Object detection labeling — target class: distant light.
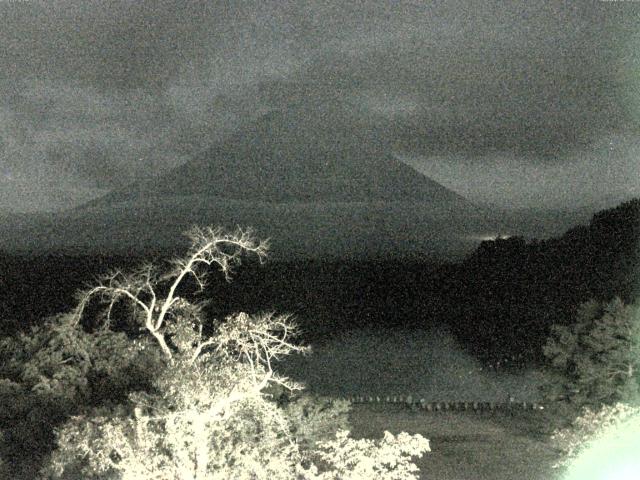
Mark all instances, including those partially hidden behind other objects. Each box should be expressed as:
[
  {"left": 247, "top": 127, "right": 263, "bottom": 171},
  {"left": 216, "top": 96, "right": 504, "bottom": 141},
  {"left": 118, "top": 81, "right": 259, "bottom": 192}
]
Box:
[{"left": 471, "top": 234, "right": 512, "bottom": 242}]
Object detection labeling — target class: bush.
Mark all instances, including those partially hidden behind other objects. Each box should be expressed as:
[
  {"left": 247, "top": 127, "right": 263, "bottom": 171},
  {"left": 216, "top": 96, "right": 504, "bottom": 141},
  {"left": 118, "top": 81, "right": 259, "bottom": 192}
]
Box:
[
  {"left": 38, "top": 226, "right": 431, "bottom": 479},
  {"left": 299, "top": 429, "right": 430, "bottom": 480},
  {"left": 0, "top": 312, "right": 166, "bottom": 477},
  {"left": 0, "top": 455, "right": 8, "bottom": 480},
  {"left": 282, "top": 394, "right": 351, "bottom": 452},
  {"left": 43, "top": 358, "right": 306, "bottom": 480},
  {"left": 0, "top": 313, "right": 164, "bottom": 406},
  {"left": 541, "top": 297, "right": 640, "bottom": 412},
  {"left": 43, "top": 352, "right": 428, "bottom": 480}
]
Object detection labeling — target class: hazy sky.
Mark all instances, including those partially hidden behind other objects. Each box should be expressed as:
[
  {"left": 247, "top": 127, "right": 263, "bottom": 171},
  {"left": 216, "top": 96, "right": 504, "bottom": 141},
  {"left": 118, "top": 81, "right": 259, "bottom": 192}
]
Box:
[{"left": 1, "top": 0, "right": 639, "bottom": 212}]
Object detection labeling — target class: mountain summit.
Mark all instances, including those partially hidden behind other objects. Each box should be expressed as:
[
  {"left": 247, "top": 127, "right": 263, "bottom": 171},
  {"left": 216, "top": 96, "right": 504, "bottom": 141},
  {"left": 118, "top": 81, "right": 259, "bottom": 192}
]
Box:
[
  {"left": 82, "top": 103, "right": 472, "bottom": 208},
  {"left": 3, "top": 102, "right": 499, "bottom": 259}
]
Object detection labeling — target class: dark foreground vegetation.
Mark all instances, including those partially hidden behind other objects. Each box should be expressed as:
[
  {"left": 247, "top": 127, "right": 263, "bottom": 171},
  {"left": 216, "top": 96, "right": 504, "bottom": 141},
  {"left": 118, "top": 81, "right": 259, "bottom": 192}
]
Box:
[{"left": 2, "top": 199, "right": 638, "bottom": 367}]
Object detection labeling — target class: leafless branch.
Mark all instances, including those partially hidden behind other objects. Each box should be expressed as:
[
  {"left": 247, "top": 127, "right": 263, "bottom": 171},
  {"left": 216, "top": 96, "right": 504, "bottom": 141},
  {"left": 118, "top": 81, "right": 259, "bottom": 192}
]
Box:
[
  {"left": 214, "top": 311, "right": 310, "bottom": 393},
  {"left": 72, "top": 226, "right": 269, "bottom": 362}
]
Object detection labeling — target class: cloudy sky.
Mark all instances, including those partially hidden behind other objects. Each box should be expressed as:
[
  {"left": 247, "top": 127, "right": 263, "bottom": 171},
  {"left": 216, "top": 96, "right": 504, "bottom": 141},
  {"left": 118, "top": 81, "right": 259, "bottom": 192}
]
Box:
[{"left": 1, "top": 0, "right": 639, "bottom": 212}]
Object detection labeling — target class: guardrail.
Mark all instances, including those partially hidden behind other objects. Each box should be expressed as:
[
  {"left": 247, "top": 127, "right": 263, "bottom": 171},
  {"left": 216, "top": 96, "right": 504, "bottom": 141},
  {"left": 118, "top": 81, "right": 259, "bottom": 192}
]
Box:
[{"left": 340, "top": 395, "right": 545, "bottom": 412}]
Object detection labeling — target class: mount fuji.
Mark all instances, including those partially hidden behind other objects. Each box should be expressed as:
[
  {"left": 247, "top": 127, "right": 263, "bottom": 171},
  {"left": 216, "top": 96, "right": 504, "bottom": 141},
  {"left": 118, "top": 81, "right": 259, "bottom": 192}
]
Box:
[{"left": 0, "top": 102, "right": 502, "bottom": 260}]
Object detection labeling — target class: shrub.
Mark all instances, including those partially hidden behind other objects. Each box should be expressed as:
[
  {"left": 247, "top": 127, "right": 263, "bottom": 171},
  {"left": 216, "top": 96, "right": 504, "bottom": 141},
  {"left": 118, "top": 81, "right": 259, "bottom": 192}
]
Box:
[
  {"left": 0, "top": 312, "right": 166, "bottom": 477},
  {"left": 299, "top": 429, "right": 430, "bottom": 480},
  {"left": 41, "top": 312, "right": 426, "bottom": 480},
  {"left": 0, "top": 455, "right": 8, "bottom": 480},
  {"left": 282, "top": 394, "right": 351, "bottom": 452},
  {"left": 541, "top": 297, "right": 640, "bottom": 412},
  {"left": 0, "top": 313, "right": 164, "bottom": 405},
  {"left": 43, "top": 358, "right": 306, "bottom": 480}
]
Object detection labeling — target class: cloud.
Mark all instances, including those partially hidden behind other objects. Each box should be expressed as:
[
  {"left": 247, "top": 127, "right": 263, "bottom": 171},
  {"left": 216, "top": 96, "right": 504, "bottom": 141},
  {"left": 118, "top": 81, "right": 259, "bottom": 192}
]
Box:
[
  {"left": 397, "top": 132, "right": 640, "bottom": 209},
  {"left": 0, "top": 0, "right": 638, "bottom": 212},
  {"left": 0, "top": 80, "right": 187, "bottom": 194},
  {"left": 351, "top": 90, "right": 422, "bottom": 120}
]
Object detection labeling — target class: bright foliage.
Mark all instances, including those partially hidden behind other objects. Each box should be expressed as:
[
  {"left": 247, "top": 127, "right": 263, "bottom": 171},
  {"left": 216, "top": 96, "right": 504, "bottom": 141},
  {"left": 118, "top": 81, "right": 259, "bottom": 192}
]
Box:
[{"left": 21, "top": 226, "right": 431, "bottom": 479}]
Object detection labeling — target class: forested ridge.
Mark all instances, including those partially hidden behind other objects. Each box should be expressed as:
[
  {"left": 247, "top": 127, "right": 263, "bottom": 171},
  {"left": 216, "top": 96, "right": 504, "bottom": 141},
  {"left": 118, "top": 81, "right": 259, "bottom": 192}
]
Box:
[{"left": 1, "top": 198, "right": 638, "bottom": 367}]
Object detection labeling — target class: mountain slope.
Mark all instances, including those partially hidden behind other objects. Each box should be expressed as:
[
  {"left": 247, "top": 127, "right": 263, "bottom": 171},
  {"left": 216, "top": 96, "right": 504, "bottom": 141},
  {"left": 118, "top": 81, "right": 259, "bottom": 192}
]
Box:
[
  {"left": 3, "top": 103, "right": 502, "bottom": 259},
  {"left": 79, "top": 103, "right": 475, "bottom": 208}
]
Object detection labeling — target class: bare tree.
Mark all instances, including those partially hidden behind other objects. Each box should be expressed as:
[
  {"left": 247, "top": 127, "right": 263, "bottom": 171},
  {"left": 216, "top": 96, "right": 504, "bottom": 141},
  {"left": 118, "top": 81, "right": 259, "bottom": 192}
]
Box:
[
  {"left": 69, "top": 225, "right": 311, "bottom": 422},
  {"left": 72, "top": 225, "right": 270, "bottom": 362}
]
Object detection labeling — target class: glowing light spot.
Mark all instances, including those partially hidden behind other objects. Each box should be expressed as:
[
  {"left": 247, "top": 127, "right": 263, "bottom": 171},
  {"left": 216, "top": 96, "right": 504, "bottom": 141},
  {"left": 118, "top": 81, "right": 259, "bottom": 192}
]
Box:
[{"left": 470, "top": 233, "right": 512, "bottom": 242}]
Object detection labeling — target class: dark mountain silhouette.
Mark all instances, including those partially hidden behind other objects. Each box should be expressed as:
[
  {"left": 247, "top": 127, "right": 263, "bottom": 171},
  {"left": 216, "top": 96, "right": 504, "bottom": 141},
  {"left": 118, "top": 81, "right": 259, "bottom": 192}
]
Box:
[
  {"left": 80, "top": 103, "right": 474, "bottom": 208},
  {"left": 0, "top": 102, "right": 502, "bottom": 259}
]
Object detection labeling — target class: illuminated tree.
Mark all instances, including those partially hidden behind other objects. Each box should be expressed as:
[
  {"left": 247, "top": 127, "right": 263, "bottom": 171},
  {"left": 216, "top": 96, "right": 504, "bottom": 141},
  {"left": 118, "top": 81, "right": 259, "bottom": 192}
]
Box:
[
  {"left": 541, "top": 297, "right": 640, "bottom": 410},
  {"left": 41, "top": 226, "right": 429, "bottom": 479},
  {"left": 72, "top": 225, "right": 270, "bottom": 363}
]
